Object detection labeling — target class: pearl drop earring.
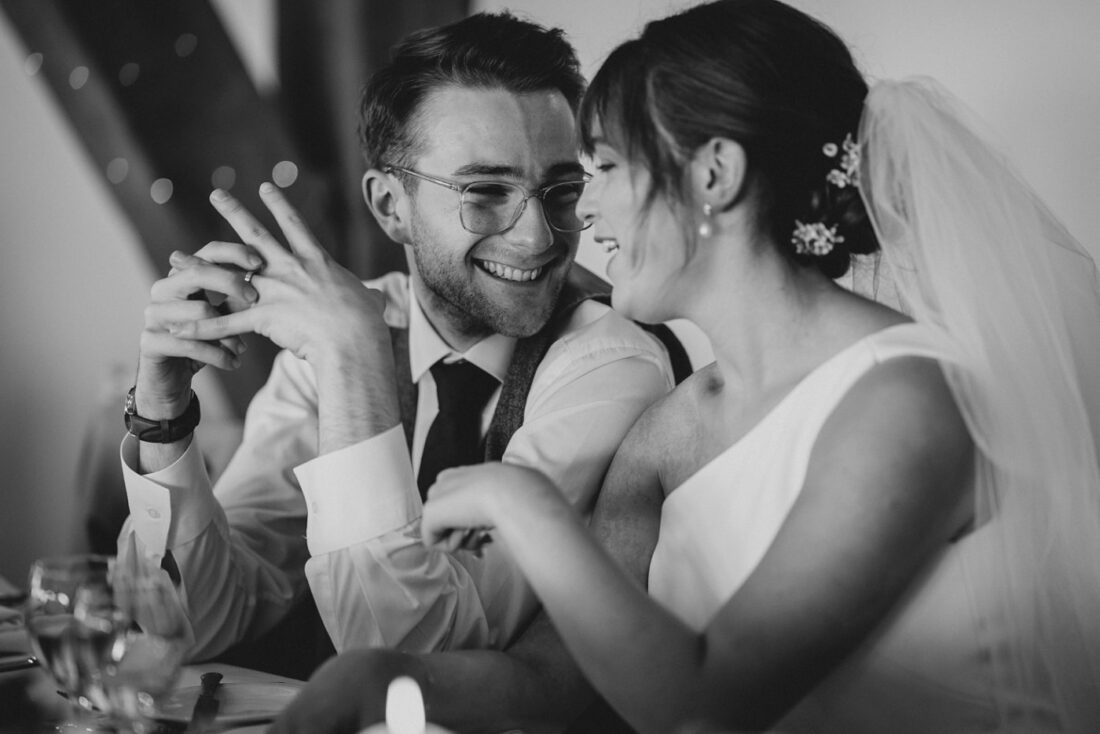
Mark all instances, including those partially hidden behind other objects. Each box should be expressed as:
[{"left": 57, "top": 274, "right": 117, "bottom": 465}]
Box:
[{"left": 698, "top": 202, "right": 714, "bottom": 238}]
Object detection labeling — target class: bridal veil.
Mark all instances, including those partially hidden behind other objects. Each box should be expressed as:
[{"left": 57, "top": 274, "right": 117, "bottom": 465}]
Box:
[{"left": 857, "top": 78, "right": 1100, "bottom": 733}]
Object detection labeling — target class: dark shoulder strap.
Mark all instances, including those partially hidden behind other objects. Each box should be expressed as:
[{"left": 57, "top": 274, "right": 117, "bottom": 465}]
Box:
[{"left": 389, "top": 325, "right": 417, "bottom": 456}]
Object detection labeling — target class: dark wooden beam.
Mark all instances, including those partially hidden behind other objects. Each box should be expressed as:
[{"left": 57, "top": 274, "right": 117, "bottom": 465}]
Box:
[
  {"left": 0, "top": 0, "right": 311, "bottom": 417},
  {"left": 2, "top": 0, "right": 471, "bottom": 417}
]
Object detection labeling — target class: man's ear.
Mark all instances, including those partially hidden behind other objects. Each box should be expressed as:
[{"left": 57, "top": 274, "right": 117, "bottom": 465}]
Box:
[
  {"left": 691, "top": 137, "right": 748, "bottom": 212},
  {"left": 362, "top": 168, "right": 412, "bottom": 243}
]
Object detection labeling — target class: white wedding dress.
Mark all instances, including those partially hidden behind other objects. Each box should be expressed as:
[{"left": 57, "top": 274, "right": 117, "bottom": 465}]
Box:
[
  {"left": 648, "top": 323, "right": 1061, "bottom": 733},
  {"left": 646, "top": 79, "right": 1100, "bottom": 732}
]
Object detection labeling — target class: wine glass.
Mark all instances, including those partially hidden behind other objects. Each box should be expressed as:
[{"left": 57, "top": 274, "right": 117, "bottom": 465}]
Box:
[
  {"left": 74, "top": 571, "right": 190, "bottom": 734},
  {"left": 25, "top": 553, "right": 114, "bottom": 731}
]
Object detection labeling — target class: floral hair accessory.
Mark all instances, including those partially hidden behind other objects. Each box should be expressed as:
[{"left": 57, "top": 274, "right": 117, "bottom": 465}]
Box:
[
  {"left": 789, "top": 133, "right": 860, "bottom": 258},
  {"left": 791, "top": 220, "right": 844, "bottom": 256},
  {"left": 823, "top": 132, "right": 860, "bottom": 189}
]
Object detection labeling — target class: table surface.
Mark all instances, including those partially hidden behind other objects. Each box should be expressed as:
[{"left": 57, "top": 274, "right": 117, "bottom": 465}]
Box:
[{"left": 1, "top": 605, "right": 305, "bottom": 733}]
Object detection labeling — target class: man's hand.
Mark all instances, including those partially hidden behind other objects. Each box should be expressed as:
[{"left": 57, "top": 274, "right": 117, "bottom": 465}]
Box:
[
  {"left": 135, "top": 240, "right": 260, "bottom": 421},
  {"left": 169, "top": 183, "right": 401, "bottom": 452},
  {"left": 171, "top": 184, "right": 391, "bottom": 371}
]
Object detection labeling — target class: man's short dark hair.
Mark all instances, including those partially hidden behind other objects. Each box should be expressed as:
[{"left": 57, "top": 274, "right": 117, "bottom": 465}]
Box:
[{"left": 358, "top": 12, "right": 585, "bottom": 170}]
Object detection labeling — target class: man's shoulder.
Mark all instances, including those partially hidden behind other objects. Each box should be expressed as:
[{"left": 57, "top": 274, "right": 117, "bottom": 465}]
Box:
[
  {"left": 543, "top": 297, "right": 674, "bottom": 383},
  {"left": 557, "top": 298, "right": 656, "bottom": 350}
]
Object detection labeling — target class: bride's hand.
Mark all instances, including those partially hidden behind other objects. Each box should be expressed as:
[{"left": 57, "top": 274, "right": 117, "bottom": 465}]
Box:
[{"left": 421, "top": 463, "right": 559, "bottom": 552}]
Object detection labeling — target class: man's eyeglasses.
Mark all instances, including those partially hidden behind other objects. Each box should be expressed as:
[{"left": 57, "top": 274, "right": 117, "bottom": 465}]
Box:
[{"left": 384, "top": 165, "right": 593, "bottom": 235}]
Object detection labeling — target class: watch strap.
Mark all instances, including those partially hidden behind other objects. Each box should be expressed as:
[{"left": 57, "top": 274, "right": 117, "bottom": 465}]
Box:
[{"left": 124, "top": 387, "right": 201, "bottom": 443}]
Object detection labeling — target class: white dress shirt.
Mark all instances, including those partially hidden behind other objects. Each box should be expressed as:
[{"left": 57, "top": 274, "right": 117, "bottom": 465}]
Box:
[{"left": 117, "top": 272, "right": 673, "bottom": 659}]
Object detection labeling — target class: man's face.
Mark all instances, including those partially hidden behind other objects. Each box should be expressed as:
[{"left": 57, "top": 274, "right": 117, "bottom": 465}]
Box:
[{"left": 401, "top": 85, "right": 583, "bottom": 345}]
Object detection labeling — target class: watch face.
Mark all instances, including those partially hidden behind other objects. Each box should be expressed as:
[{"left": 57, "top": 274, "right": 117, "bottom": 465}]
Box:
[{"left": 124, "top": 387, "right": 137, "bottom": 415}]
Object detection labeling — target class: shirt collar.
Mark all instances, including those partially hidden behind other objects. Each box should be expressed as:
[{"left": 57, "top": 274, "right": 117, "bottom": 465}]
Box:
[{"left": 407, "top": 284, "right": 515, "bottom": 385}]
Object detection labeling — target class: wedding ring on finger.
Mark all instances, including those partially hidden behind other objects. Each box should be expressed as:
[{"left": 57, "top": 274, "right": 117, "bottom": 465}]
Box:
[{"left": 242, "top": 267, "right": 262, "bottom": 306}]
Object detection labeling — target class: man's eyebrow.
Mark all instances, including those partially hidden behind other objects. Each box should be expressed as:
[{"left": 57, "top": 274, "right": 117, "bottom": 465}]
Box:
[
  {"left": 450, "top": 161, "right": 587, "bottom": 179},
  {"left": 545, "top": 161, "right": 587, "bottom": 178},
  {"left": 452, "top": 163, "right": 521, "bottom": 178}
]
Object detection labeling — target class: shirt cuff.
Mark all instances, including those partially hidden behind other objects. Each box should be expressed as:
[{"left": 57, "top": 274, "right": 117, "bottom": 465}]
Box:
[
  {"left": 294, "top": 425, "right": 420, "bottom": 556},
  {"left": 119, "top": 434, "right": 218, "bottom": 560}
]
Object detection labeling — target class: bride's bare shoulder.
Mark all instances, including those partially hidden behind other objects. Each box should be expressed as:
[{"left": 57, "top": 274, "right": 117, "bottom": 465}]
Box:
[
  {"left": 618, "top": 362, "right": 720, "bottom": 465},
  {"left": 601, "top": 363, "right": 726, "bottom": 501}
]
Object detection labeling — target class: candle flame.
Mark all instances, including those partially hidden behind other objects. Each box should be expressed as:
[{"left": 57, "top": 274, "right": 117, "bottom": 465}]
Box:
[{"left": 385, "top": 676, "right": 426, "bottom": 734}]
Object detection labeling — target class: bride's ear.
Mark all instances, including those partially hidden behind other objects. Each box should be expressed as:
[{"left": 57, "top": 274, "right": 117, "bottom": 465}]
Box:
[
  {"left": 362, "top": 169, "right": 412, "bottom": 243},
  {"left": 691, "top": 137, "right": 748, "bottom": 212}
]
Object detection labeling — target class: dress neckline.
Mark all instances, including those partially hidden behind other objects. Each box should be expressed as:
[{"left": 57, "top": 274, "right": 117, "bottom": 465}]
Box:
[{"left": 667, "top": 322, "right": 921, "bottom": 500}]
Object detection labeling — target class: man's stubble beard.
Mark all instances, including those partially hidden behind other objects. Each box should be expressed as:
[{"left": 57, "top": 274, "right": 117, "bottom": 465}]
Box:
[{"left": 408, "top": 221, "right": 567, "bottom": 340}]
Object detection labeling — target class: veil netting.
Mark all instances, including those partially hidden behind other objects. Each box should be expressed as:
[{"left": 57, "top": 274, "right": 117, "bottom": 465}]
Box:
[{"left": 854, "top": 78, "right": 1100, "bottom": 733}]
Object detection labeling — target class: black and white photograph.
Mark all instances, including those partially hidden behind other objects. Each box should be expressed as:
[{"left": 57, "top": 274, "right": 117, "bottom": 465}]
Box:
[{"left": 1, "top": 1, "right": 1099, "bottom": 732}]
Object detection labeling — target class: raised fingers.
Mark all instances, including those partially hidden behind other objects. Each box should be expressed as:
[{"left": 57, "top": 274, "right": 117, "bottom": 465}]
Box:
[
  {"left": 258, "top": 182, "right": 327, "bottom": 261},
  {"left": 209, "top": 188, "right": 295, "bottom": 269}
]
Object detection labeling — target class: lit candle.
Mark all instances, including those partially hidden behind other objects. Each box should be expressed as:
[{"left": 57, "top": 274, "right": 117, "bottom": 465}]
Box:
[{"left": 357, "top": 676, "right": 455, "bottom": 734}]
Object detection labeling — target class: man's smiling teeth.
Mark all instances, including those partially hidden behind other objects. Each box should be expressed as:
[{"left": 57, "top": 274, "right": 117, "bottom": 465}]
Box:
[
  {"left": 602, "top": 240, "right": 620, "bottom": 253},
  {"left": 477, "top": 259, "right": 543, "bottom": 282}
]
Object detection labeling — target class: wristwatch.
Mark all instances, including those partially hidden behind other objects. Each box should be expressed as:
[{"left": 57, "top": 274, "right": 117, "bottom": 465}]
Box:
[{"left": 123, "top": 386, "right": 201, "bottom": 443}]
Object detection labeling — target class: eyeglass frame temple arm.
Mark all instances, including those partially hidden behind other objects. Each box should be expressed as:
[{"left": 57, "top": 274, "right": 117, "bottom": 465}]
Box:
[{"left": 382, "top": 165, "right": 463, "bottom": 192}]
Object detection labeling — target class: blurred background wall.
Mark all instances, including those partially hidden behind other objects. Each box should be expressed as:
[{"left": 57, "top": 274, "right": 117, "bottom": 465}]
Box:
[{"left": 1, "top": 0, "right": 1097, "bottom": 586}]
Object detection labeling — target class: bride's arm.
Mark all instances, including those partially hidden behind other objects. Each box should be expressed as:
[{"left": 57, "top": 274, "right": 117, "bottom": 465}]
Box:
[
  {"left": 411, "top": 401, "right": 669, "bottom": 729},
  {"left": 423, "top": 356, "right": 974, "bottom": 734}
]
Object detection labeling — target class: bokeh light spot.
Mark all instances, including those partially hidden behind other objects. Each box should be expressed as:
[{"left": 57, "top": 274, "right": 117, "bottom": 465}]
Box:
[
  {"left": 106, "top": 157, "right": 129, "bottom": 184},
  {"left": 272, "top": 161, "right": 299, "bottom": 188},
  {"left": 211, "top": 165, "right": 236, "bottom": 190},
  {"left": 118, "top": 62, "right": 140, "bottom": 87},
  {"left": 69, "top": 66, "right": 89, "bottom": 90},
  {"left": 150, "top": 178, "right": 174, "bottom": 205},
  {"left": 24, "top": 53, "right": 43, "bottom": 76},
  {"left": 175, "top": 33, "right": 198, "bottom": 58}
]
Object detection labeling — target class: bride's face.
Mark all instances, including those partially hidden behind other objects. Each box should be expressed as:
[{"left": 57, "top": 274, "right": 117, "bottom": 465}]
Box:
[{"left": 579, "top": 140, "right": 691, "bottom": 323}]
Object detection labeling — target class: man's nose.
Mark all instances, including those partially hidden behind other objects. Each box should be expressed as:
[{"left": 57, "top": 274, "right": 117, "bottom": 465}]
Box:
[{"left": 504, "top": 196, "right": 554, "bottom": 252}]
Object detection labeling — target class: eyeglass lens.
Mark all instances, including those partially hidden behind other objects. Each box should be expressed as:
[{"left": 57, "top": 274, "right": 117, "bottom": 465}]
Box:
[{"left": 461, "top": 181, "right": 587, "bottom": 234}]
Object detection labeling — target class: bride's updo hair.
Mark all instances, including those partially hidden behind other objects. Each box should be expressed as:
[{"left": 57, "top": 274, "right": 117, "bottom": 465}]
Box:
[{"left": 579, "top": 0, "right": 877, "bottom": 278}]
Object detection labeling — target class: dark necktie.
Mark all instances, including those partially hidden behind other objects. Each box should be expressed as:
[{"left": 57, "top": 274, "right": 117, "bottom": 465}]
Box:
[{"left": 416, "top": 360, "right": 499, "bottom": 499}]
